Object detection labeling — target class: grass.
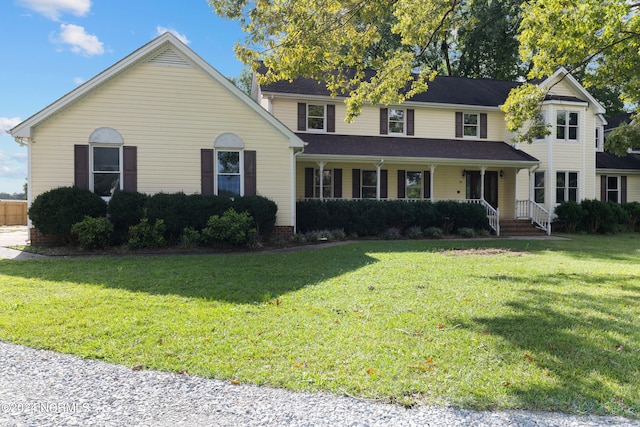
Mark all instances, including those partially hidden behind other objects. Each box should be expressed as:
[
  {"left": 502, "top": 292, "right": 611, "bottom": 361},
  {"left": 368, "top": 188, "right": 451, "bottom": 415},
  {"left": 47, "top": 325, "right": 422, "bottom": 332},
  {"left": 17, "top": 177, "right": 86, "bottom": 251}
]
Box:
[{"left": 1, "top": 234, "right": 639, "bottom": 417}]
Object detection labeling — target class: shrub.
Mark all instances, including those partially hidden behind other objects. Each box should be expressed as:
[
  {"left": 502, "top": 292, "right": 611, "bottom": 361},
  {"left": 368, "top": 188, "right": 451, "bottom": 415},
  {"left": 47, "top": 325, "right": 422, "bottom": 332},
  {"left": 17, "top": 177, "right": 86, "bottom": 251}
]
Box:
[
  {"left": 107, "top": 190, "right": 149, "bottom": 242},
  {"left": 476, "top": 228, "right": 490, "bottom": 237},
  {"left": 424, "top": 227, "right": 444, "bottom": 239},
  {"left": 458, "top": 227, "right": 475, "bottom": 238},
  {"left": 330, "top": 229, "right": 347, "bottom": 241},
  {"left": 290, "top": 233, "right": 307, "bottom": 243},
  {"left": 554, "top": 201, "right": 584, "bottom": 233},
  {"left": 146, "top": 193, "right": 192, "bottom": 243},
  {"left": 380, "top": 227, "right": 402, "bottom": 240},
  {"left": 608, "top": 202, "right": 629, "bottom": 232},
  {"left": 128, "top": 218, "right": 166, "bottom": 250},
  {"left": 70, "top": 216, "right": 114, "bottom": 250},
  {"left": 580, "top": 199, "right": 615, "bottom": 234},
  {"left": 179, "top": 226, "right": 204, "bottom": 248},
  {"left": 29, "top": 186, "right": 107, "bottom": 235},
  {"left": 202, "top": 208, "right": 256, "bottom": 247},
  {"left": 622, "top": 202, "right": 640, "bottom": 231},
  {"left": 405, "top": 225, "right": 424, "bottom": 239},
  {"left": 234, "top": 196, "right": 278, "bottom": 236}
]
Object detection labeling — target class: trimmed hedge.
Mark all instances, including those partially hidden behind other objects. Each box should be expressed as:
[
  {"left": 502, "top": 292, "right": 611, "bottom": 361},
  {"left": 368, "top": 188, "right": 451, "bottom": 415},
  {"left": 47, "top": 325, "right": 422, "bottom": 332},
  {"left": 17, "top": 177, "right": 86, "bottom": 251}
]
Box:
[
  {"left": 296, "top": 199, "right": 490, "bottom": 236},
  {"left": 555, "top": 199, "right": 637, "bottom": 233}
]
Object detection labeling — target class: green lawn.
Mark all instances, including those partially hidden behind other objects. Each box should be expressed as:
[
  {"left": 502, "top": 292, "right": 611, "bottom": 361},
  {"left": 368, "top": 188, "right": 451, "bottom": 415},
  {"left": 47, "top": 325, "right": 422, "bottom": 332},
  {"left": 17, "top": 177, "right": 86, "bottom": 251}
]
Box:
[{"left": 1, "top": 235, "right": 639, "bottom": 417}]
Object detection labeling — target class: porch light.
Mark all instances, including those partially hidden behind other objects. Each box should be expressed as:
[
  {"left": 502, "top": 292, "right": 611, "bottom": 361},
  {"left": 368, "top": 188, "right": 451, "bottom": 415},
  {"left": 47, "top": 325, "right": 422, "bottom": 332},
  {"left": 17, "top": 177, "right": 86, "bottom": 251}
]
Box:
[
  {"left": 499, "top": 170, "right": 504, "bottom": 178},
  {"left": 462, "top": 170, "right": 466, "bottom": 177}
]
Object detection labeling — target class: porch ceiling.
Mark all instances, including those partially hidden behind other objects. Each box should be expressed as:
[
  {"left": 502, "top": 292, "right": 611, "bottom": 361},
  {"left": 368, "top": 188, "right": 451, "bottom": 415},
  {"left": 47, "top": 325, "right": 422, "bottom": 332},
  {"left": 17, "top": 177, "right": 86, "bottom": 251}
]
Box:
[{"left": 296, "top": 133, "right": 539, "bottom": 166}]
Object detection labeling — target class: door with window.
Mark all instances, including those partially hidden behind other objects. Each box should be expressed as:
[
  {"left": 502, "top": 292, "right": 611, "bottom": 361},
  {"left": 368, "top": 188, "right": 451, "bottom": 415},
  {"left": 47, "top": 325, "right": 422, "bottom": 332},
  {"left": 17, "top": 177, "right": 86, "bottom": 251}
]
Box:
[{"left": 466, "top": 171, "right": 498, "bottom": 208}]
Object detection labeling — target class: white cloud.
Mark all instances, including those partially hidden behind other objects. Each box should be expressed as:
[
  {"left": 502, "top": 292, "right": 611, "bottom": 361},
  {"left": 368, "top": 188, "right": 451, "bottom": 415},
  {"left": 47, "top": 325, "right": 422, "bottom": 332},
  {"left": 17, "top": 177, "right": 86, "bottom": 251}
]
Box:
[
  {"left": 156, "top": 26, "right": 190, "bottom": 45},
  {"left": 0, "top": 150, "right": 27, "bottom": 181},
  {"left": 0, "top": 117, "right": 21, "bottom": 134},
  {"left": 17, "top": 0, "right": 91, "bottom": 21},
  {"left": 53, "top": 24, "right": 104, "bottom": 56},
  {"left": 73, "top": 77, "right": 85, "bottom": 85}
]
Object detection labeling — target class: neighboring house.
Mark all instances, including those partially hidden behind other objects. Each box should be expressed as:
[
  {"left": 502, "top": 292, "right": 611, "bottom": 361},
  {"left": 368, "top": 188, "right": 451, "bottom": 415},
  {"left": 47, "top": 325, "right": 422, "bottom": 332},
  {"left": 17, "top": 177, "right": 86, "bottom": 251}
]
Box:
[
  {"left": 10, "top": 33, "right": 304, "bottom": 241},
  {"left": 597, "top": 112, "right": 640, "bottom": 203},
  {"left": 254, "top": 67, "right": 610, "bottom": 234}
]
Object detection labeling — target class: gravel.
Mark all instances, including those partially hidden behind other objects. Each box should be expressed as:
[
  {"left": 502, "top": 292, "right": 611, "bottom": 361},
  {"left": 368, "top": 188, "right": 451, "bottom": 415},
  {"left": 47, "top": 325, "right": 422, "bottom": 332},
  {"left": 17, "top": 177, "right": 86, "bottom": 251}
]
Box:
[{"left": 1, "top": 342, "right": 638, "bottom": 426}]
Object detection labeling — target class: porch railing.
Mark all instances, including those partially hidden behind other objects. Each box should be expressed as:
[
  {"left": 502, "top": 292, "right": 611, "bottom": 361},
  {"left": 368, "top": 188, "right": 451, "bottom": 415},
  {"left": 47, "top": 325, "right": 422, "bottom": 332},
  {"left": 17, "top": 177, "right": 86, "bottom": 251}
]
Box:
[
  {"left": 516, "top": 200, "right": 551, "bottom": 235},
  {"left": 464, "top": 199, "right": 500, "bottom": 236}
]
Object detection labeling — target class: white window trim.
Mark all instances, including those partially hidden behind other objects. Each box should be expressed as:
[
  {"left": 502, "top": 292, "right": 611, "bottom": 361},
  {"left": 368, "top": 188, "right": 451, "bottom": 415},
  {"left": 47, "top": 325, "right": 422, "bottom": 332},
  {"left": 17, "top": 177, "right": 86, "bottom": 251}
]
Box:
[
  {"left": 595, "top": 126, "right": 603, "bottom": 151},
  {"left": 406, "top": 171, "right": 423, "bottom": 199},
  {"left": 307, "top": 104, "right": 326, "bottom": 132},
  {"left": 534, "top": 111, "right": 547, "bottom": 142},
  {"left": 533, "top": 170, "right": 545, "bottom": 204},
  {"left": 89, "top": 143, "right": 123, "bottom": 200},
  {"left": 556, "top": 110, "right": 579, "bottom": 141},
  {"left": 388, "top": 108, "right": 406, "bottom": 135},
  {"left": 215, "top": 149, "right": 244, "bottom": 198},
  {"left": 361, "top": 170, "right": 377, "bottom": 199},
  {"left": 463, "top": 113, "right": 479, "bottom": 138},
  {"left": 605, "top": 175, "right": 621, "bottom": 203},
  {"left": 556, "top": 171, "right": 579, "bottom": 204}
]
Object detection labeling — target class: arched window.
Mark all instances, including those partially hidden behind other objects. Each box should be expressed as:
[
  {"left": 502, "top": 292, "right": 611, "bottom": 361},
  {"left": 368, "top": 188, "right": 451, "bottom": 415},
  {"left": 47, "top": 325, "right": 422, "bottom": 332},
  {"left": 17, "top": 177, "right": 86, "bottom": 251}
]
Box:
[
  {"left": 88, "top": 127, "right": 124, "bottom": 197},
  {"left": 214, "top": 133, "right": 244, "bottom": 197}
]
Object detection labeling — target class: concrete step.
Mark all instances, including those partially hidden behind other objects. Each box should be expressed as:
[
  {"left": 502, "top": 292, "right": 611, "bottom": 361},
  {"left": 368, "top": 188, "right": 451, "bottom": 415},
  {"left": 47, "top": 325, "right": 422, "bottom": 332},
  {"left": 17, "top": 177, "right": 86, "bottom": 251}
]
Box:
[{"left": 500, "top": 220, "right": 547, "bottom": 236}]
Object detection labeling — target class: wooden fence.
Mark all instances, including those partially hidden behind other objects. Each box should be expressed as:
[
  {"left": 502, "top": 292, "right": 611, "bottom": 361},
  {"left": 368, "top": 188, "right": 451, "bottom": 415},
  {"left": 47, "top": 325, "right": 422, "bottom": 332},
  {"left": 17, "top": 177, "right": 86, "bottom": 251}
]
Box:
[{"left": 0, "top": 200, "right": 28, "bottom": 226}]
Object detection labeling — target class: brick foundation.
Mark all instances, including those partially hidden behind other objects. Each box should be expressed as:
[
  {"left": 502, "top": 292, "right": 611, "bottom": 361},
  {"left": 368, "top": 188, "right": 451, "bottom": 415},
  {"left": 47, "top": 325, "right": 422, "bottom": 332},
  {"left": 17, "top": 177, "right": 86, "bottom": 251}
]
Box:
[
  {"left": 269, "top": 226, "right": 294, "bottom": 239},
  {"left": 28, "top": 228, "right": 68, "bottom": 246}
]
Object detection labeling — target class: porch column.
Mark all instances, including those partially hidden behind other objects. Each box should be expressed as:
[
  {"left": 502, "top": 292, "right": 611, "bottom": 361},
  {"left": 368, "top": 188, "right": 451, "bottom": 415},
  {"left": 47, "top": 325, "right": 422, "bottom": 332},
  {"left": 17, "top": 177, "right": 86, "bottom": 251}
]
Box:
[
  {"left": 375, "top": 159, "right": 384, "bottom": 200},
  {"left": 316, "top": 161, "right": 326, "bottom": 201},
  {"left": 480, "top": 166, "right": 487, "bottom": 201},
  {"left": 429, "top": 165, "right": 437, "bottom": 202}
]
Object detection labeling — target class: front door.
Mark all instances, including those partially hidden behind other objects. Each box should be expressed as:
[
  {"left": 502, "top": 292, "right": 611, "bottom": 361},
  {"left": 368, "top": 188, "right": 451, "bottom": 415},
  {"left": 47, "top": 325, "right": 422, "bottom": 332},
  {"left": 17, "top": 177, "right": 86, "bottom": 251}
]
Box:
[{"left": 466, "top": 171, "right": 498, "bottom": 208}]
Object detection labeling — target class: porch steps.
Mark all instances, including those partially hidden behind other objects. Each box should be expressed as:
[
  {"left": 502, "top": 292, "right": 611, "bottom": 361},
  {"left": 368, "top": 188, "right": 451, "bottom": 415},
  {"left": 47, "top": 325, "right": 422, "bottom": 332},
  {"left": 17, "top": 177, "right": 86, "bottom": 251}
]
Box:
[{"left": 499, "top": 219, "right": 547, "bottom": 237}]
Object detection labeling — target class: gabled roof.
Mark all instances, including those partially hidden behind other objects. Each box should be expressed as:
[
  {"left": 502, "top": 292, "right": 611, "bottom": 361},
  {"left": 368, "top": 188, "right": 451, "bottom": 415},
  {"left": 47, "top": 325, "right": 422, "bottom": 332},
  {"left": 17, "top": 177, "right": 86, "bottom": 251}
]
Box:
[
  {"left": 539, "top": 67, "right": 606, "bottom": 114},
  {"left": 596, "top": 152, "right": 640, "bottom": 171},
  {"left": 10, "top": 33, "right": 304, "bottom": 148},
  {"left": 605, "top": 112, "right": 633, "bottom": 131},
  {"left": 260, "top": 71, "right": 520, "bottom": 107},
  {"left": 296, "top": 133, "right": 539, "bottom": 165}
]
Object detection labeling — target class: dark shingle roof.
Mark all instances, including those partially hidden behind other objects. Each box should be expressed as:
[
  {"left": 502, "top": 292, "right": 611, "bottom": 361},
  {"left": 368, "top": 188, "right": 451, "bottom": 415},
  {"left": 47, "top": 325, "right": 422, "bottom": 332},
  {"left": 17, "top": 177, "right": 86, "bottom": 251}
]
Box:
[
  {"left": 261, "top": 73, "right": 521, "bottom": 107},
  {"left": 297, "top": 133, "right": 539, "bottom": 163},
  {"left": 605, "top": 113, "right": 633, "bottom": 130},
  {"left": 596, "top": 152, "right": 640, "bottom": 170}
]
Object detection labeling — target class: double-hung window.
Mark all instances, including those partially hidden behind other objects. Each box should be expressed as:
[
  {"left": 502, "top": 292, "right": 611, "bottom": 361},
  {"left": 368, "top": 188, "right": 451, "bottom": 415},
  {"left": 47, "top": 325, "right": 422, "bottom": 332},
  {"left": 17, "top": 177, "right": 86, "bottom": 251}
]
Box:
[
  {"left": 406, "top": 171, "right": 422, "bottom": 199},
  {"left": 606, "top": 176, "right": 620, "bottom": 203},
  {"left": 217, "top": 151, "right": 241, "bottom": 197},
  {"left": 388, "top": 109, "right": 405, "bottom": 134},
  {"left": 463, "top": 113, "right": 479, "bottom": 137},
  {"left": 92, "top": 146, "right": 121, "bottom": 197},
  {"left": 556, "top": 111, "right": 578, "bottom": 140},
  {"left": 534, "top": 171, "right": 545, "bottom": 204},
  {"left": 556, "top": 171, "right": 578, "bottom": 203},
  {"left": 307, "top": 104, "right": 326, "bottom": 131},
  {"left": 314, "top": 169, "right": 333, "bottom": 198},
  {"left": 361, "top": 170, "right": 377, "bottom": 199}
]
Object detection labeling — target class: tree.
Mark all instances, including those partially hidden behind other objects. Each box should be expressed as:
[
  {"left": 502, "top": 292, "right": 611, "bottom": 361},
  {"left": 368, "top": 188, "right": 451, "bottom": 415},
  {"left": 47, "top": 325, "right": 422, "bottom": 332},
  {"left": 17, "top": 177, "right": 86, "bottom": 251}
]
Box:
[
  {"left": 229, "top": 67, "right": 253, "bottom": 95},
  {"left": 502, "top": 0, "right": 639, "bottom": 152}
]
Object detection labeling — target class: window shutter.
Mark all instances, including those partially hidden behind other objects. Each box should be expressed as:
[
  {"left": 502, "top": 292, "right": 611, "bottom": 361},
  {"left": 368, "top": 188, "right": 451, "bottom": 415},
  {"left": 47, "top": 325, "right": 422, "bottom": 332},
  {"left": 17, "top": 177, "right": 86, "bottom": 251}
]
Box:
[
  {"left": 244, "top": 150, "right": 257, "bottom": 196},
  {"left": 423, "top": 170, "right": 431, "bottom": 199},
  {"left": 380, "top": 108, "right": 388, "bottom": 135},
  {"left": 600, "top": 175, "right": 607, "bottom": 201},
  {"left": 298, "top": 103, "right": 306, "bottom": 131},
  {"left": 201, "top": 149, "right": 214, "bottom": 195},
  {"left": 397, "top": 170, "right": 406, "bottom": 198},
  {"left": 74, "top": 145, "right": 89, "bottom": 190},
  {"left": 304, "top": 168, "right": 314, "bottom": 198},
  {"left": 352, "top": 169, "right": 361, "bottom": 198},
  {"left": 380, "top": 169, "right": 388, "bottom": 199},
  {"left": 123, "top": 146, "right": 137, "bottom": 192},
  {"left": 406, "top": 109, "right": 414, "bottom": 136},
  {"left": 480, "top": 113, "right": 488, "bottom": 139},
  {"left": 455, "top": 112, "right": 463, "bottom": 137},
  {"left": 327, "top": 105, "right": 336, "bottom": 133},
  {"left": 333, "top": 168, "right": 342, "bottom": 198},
  {"left": 621, "top": 176, "right": 627, "bottom": 203}
]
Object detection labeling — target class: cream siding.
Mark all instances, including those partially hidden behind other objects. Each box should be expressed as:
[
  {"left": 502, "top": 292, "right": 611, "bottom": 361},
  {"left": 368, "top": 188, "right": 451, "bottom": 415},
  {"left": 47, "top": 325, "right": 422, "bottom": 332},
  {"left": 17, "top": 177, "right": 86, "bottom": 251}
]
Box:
[{"left": 30, "top": 62, "right": 295, "bottom": 226}]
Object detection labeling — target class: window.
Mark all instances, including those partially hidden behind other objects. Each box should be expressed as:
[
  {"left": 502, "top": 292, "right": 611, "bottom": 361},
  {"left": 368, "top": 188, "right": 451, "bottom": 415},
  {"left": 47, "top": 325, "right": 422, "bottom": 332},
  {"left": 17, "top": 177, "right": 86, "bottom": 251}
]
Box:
[
  {"left": 556, "top": 171, "right": 578, "bottom": 203},
  {"left": 307, "top": 104, "right": 325, "bottom": 131},
  {"left": 463, "top": 113, "right": 478, "bottom": 137},
  {"left": 406, "top": 171, "right": 422, "bottom": 199},
  {"left": 217, "top": 151, "right": 241, "bottom": 197},
  {"left": 606, "top": 176, "right": 620, "bottom": 203},
  {"left": 556, "top": 111, "right": 578, "bottom": 140},
  {"left": 533, "top": 112, "right": 548, "bottom": 141},
  {"left": 314, "top": 169, "right": 333, "bottom": 198},
  {"left": 92, "top": 146, "right": 121, "bottom": 197},
  {"left": 595, "top": 126, "right": 601, "bottom": 150},
  {"left": 534, "top": 171, "right": 545, "bottom": 204},
  {"left": 388, "top": 109, "right": 405, "bottom": 134},
  {"left": 361, "top": 170, "right": 377, "bottom": 199}
]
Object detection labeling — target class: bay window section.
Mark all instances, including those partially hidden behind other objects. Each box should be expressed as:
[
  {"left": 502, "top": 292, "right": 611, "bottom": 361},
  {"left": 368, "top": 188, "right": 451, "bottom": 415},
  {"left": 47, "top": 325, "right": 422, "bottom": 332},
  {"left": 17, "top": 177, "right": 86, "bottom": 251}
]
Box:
[
  {"left": 217, "top": 151, "right": 241, "bottom": 197},
  {"left": 92, "top": 146, "right": 121, "bottom": 197},
  {"left": 556, "top": 111, "right": 578, "bottom": 140}
]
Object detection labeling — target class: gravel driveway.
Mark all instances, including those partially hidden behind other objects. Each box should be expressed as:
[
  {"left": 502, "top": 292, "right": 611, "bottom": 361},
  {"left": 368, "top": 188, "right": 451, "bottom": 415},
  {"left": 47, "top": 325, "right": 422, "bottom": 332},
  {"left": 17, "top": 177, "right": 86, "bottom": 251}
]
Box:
[{"left": 1, "top": 342, "right": 638, "bottom": 427}]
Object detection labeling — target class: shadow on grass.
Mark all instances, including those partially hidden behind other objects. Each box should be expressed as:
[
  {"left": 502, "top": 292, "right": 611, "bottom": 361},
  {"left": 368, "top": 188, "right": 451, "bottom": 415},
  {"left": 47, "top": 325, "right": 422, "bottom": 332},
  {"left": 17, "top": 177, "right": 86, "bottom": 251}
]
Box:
[
  {"left": 0, "top": 244, "right": 377, "bottom": 304},
  {"left": 466, "top": 272, "right": 640, "bottom": 415}
]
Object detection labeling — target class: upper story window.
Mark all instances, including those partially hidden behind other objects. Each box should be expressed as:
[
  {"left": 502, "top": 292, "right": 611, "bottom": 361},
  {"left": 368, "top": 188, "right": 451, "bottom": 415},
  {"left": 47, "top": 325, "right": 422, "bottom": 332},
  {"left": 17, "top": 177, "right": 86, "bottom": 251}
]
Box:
[
  {"left": 556, "top": 111, "right": 578, "bottom": 140},
  {"left": 388, "top": 109, "right": 405, "bottom": 134},
  {"left": 463, "top": 113, "right": 479, "bottom": 137},
  {"left": 595, "top": 126, "right": 602, "bottom": 150},
  {"left": 455, "top": 112, "right": 487, "bottom": 139},
  {"left": 307, "top": 104, "right": 326, "bottom": 131}
]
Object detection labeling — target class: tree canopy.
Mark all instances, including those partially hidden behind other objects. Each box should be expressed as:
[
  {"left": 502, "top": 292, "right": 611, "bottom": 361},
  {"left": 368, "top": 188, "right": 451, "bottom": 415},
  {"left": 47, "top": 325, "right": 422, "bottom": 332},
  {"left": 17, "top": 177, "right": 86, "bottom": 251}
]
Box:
[{"left": 211, "top": 0, "right": 639, "bottom": 151}]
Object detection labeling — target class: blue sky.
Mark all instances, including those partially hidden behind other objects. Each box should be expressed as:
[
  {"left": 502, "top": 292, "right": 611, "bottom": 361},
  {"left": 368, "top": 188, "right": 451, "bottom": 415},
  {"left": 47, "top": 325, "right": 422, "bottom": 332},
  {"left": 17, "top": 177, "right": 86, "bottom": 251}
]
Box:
[{"left": 0, "top": 0, "right": 246, "bottom": 194}]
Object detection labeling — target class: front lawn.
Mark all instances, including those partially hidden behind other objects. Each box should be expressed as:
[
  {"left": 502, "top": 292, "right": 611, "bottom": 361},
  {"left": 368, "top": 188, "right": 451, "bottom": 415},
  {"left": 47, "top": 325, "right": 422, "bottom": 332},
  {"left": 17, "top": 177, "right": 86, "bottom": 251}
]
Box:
[{"left": 1, "top": 235, "right": 639, "bottom": 417}]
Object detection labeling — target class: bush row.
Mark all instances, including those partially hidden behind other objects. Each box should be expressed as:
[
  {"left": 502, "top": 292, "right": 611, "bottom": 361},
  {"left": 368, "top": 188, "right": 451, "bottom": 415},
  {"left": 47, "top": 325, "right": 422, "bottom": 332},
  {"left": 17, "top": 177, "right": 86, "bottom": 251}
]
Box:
[
  {"left": 296, "top": 199, "right": 490, "bottom": 236},
  {"left": 554, "top": 200, "right": 640, "bottom": 233}
]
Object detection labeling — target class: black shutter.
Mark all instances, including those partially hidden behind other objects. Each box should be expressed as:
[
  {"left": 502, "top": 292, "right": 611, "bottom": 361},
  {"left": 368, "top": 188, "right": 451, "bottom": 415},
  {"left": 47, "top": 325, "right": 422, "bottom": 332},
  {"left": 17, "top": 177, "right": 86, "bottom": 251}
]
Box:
[
  {"left": 74, "top": 145, "right": 89, "bottom": 190},
  {"left": 600, "top": 175, "right": 607, "bottom": 201},
  {"left": 244, "top": 150, "right": 257, "bottom": 196},
  {"left": 621, "top": 176, "right": 627, "bottom": 203},
  {"left": 397, "top": 170, "right": 406, "bottom": 198},
  {"left": 480, "top": 113, "right": 488, "bottom": 139},
  {"left": 333, "top": 168, "right": 342, "bottom": 198},
  {"left": 201, "top": 149, "right": 214, "bottom": 195},
  {"left": 327, "top": 104, "right": 336, "bottom": 133},
  {"left": 304, "top": 168, "right": 314, "bottom": 198},
  {"left": 455, "top": 112, "right": 463, "bottom": 137},
  {"left": 123, "top": 146, "right": 137, "bottom": 192},
  {"left": 423, "top": 170, "right": 431, "bottom": 199},
  {"left": 352, "top": 169, "right": 361, "bottom": 198},
  {"left": 380, "top": 169, "right": 388, "bottom": 199},
  {"left": 298, "top": 103, "right": 306, "bottom": 131},
  {"left": 407, "top": 109, "right": 414, "bottom": 136},
  {"left": 380, "top": 108, "right": 388, "bottom": 135}
]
